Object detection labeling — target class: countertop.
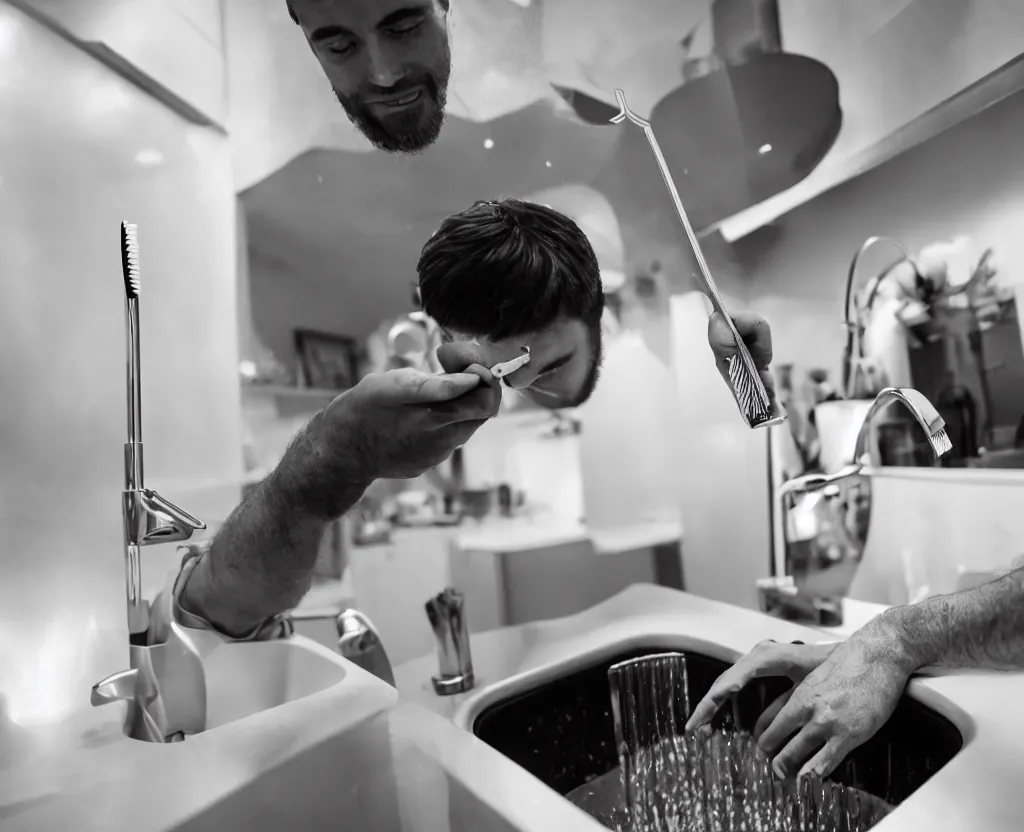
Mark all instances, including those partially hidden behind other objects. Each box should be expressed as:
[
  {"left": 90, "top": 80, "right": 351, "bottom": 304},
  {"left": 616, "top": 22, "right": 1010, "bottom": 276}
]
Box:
[
  {"left": 3, "top": 585, "right": 1022, "bottom": 832},
  {"left": 395, "top": 584, "right": 1024, "bottom": 832},
  {"left": 0, "top": 649, "right": 602, "bottom": 832},
  {"left": 455, "top": 516, "right": 682, "bottom": 555}
]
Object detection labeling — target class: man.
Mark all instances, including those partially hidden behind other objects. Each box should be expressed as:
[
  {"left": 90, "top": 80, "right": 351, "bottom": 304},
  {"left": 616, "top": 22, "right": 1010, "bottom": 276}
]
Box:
[
  {"left": 149, "top": 358, "right": 501, "bottom": 641},
  {"left": 287, "top": 0, "right": 451, "bottom": 153},
  {"left": 417, "top": 199, "right": 606, "bottom": 409},
  {"left": 147, "top": 196, "right": 780, "bottom": 645},
  {"left": 686, "top": 568, "right": 1024, "bottom": 781}
]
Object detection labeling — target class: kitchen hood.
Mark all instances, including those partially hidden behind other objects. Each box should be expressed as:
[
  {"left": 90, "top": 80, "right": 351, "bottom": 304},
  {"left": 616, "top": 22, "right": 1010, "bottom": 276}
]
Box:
[
  {"left": 567, "top": 0, "right": 842, "bottom": 231},
  {"left": 649, "top": 0, "right": 842, "bottom": 227}
]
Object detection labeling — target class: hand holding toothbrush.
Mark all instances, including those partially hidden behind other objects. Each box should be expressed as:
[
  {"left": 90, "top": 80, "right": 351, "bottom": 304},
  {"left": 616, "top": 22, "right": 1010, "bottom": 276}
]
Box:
[
  {"left": 306, "top": 344, "right": 500, "bottom": 488},
  {"left": 708, "top": 311, "right": 786, "bottom": 421}
]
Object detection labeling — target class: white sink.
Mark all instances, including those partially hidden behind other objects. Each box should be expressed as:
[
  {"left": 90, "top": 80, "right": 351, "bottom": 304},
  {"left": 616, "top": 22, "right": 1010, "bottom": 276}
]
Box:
[
  {"left": 204, "top": 639, "right": 343, "bottom": 729},
  {"left": 182, "top": 630, "right": 353, "bottom": 731}
]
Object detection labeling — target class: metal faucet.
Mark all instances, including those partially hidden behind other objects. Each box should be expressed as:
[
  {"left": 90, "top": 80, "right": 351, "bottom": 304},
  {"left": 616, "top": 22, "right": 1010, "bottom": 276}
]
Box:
[
  {"left": 336, "top": 609, "right": 395, "bottom": 686},
  {"left": 765, "top": 387, "right": 952, "bottom": 615},
  {"left": 91, "top": 222, "right": 208, "bottom": 742},
  {"left": 425, "top": 587, "right": 475, "bottom": 695}
]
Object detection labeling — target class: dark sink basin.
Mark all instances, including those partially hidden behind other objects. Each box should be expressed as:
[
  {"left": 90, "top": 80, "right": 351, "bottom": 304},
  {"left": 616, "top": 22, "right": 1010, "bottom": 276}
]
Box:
[{"left": 472, "top": 647, "right": 962, "bottom": 826}]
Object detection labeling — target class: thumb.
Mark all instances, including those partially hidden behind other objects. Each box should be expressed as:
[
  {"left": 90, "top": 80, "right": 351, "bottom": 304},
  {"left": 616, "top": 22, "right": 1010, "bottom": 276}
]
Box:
[{"left": 708, "top": 311, "right": 773, "bottom": 369}]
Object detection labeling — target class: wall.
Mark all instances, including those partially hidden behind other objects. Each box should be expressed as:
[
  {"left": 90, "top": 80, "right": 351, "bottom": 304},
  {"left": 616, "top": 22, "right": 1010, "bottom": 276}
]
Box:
[
  {"left": 14, "top": 0, "right": 228, "bottom": 125},
  {"left": 746, "top": 85, "right": 1024, "bottom": 603},
  {"left": 0, "top": 4, "right": 242, "bottom": 728}
]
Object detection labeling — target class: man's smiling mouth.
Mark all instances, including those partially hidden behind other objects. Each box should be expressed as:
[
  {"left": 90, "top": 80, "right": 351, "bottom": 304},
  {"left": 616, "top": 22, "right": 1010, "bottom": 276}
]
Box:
[{"left": 372, "top": 88, "right": 423, "bottom": 110}]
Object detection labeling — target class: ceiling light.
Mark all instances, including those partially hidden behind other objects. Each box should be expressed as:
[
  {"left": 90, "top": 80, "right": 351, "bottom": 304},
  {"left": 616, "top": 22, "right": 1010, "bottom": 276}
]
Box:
[
  {"left": 87, "top": 82, "right": 131, "bottom": 114},
  {"left": 545, "top": 160, "right": 552, "bottom": 167},
  {"left": 483, "top": 138, "right": 494, "bottom": 149},
  {"left": 759, "top": 144, "right": 773, "bottom": 154},
  {"left": 0, "top": 14, "right": 19, "bottom": 54},
  {"left": 134, "top": 149, "right": 164, "bottom": 166}
]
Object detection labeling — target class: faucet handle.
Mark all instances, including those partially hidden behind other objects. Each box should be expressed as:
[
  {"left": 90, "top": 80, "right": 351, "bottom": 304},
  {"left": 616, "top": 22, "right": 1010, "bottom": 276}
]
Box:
[
  {"left": 335, "top": 609, "right": 395, "bottom": 687},
  {"left": 138, "top": 489, "right": 206, "bottom": 544},
  {"left": 425, "top": 587, "right": 475, "bottom": 696},
  {"left": 336, "top": 609, "right": 381, "bottom": 656},
  {"left": 91, "top": 668, "right": 139, "bottom": 706}
]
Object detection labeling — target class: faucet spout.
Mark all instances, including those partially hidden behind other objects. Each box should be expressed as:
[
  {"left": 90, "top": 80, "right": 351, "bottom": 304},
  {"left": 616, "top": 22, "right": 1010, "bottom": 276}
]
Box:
[
  {"left": 772, "top": 386, "right": 952, "bottom": 580},
  {"left": 851, "top": 387, "right": 951, "bottom": 463}
]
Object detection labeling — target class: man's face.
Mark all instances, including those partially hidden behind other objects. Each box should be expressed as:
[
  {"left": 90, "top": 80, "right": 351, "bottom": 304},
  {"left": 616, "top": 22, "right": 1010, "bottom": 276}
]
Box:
[
  {"left": 291, "top": 0, "right": 451, "bottom": 153},
  {"left": 447, "top": 318, "right": 603, "bottom": 410}
]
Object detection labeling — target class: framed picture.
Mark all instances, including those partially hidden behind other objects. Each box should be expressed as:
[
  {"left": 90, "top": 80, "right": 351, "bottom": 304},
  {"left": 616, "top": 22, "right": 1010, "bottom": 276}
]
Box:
[{"left": 294, "top": 328, "right": 359, "bottom": 391}]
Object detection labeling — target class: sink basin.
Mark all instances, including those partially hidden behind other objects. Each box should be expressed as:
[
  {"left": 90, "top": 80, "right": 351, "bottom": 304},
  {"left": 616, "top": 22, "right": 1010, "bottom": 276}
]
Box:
[
  {"left": 139, "top": 627, "right": 391, "bottom": 736},
  {"left": 465, "top": 644, "right": 962, "bottom": 829},
  {"left": 186, "top": 630, "right": 351, "bottom": 731}
]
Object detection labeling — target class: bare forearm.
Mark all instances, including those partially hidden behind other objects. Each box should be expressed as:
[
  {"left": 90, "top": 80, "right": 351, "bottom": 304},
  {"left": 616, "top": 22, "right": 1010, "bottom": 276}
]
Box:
[
  {"left": 180, "top": 413, "right": 370, "bottom": 636},
  {"left": 880, "top": 568, "right": 1024, "bottom": 672}
]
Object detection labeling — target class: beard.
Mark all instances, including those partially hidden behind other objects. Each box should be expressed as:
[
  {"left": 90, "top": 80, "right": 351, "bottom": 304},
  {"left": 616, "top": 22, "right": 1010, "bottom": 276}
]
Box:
[
  {"left": 525, "top": 318, "right": 604, "bottom": 410},
  {"left": 567, "top": 318, "right": 604, "bottom": 407},
  {"left": 335, "top": 46, "right": 450, "bottom": 153}
]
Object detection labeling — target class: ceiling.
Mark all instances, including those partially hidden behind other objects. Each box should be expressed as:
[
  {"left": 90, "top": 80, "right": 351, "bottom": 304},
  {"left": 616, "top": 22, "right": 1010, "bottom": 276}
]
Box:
[
  {"left": 242, "top": 100, "right": 625, "bottom": 342},
  {"left": 239, "top": 0, "right": 844, "bottom": 346}
]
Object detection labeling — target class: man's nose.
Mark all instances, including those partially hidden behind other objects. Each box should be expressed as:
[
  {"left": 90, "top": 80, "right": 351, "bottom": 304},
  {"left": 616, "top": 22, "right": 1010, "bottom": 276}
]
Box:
[{"left": 365, "top": 42, "right": 405, "bottom": 88}]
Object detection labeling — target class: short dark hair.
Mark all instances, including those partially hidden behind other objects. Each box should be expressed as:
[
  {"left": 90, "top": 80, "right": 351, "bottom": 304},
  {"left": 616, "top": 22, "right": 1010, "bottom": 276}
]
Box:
[
  {"left": 288, "top": 0, "right": 448, "bottom": 25},
  {"left": 417, "top": 198, "right": 604, "bottom": 341}
]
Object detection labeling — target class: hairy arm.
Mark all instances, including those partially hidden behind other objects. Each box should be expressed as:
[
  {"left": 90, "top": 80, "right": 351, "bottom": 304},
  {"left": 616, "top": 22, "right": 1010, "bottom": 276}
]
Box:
[
  {"left": 883, "top": 566, "right": 1024, "bottom": 672},
  {"left": 179, "top": 412, "right": 370, "bottom": 637}
]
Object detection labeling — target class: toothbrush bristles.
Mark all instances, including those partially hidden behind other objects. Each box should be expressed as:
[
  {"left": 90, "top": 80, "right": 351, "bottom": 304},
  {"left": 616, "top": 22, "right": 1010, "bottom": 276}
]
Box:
[
  {"left": 121, "top": 221, "right": 140, "bottom": 300},
  {"left": 728, "top": 354, "right": 772, "bottom": 426},
  {"left": 930, "top": 427, "right": 952, "bottom": 457}
]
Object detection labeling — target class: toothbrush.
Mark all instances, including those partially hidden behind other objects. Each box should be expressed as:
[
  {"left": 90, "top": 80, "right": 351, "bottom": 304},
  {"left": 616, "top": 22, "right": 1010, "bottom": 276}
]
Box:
[
  {"left": 490, "top": 346, "right": 530, "bottom": 379},
  {"left": 121, "top": 221, "right": 147, "bottom": 637},
  {"left": 610, "top": 89, "right": 784, "bottom": 430}
]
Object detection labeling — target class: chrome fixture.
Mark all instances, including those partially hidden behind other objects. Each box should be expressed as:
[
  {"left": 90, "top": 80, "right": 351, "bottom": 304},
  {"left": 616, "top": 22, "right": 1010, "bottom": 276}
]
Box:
[
  {"left": 425, "top": 587, "right": 475, "bottom": 695},
  {"left": 841, "top": 236, "right": 913, "bottom": 399},
  {"left": 91, "top": 222, "right": 207, "bottom": 742},
  {"left": 756, "top": 576, "right": 843, "bottom": 627},
  {"left": 771, "top": 387, "right": 952, "bottom": 609},
  {"left": 336, "top": 609, "right": 395, "bottom": 687}
]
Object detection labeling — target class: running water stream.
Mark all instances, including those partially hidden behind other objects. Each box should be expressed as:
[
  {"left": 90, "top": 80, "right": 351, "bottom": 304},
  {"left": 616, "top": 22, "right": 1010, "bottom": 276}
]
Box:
[{"left": 565, "top": 653, "right": 891, "bottom": 832}]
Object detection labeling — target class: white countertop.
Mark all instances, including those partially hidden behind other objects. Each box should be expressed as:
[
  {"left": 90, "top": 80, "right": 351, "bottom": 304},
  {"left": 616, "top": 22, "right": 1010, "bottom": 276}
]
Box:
[
  {"left": 0, "top": 650, "right": 603, "bottom": 832},
  {"left": 455, "top": 516, "right": 682, "bottom": 555},
  {"left": 395, "top": 584, "right": 1024, "bottom": 832},
  {"left": 3, "top": 585, "right": 1021, "bottom": 832}
]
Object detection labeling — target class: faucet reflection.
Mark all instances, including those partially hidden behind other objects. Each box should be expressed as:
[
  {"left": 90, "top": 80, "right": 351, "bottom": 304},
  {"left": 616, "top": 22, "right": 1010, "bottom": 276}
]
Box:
[{"left": 762, "top": 387, "right": 952, "bottom": 624}]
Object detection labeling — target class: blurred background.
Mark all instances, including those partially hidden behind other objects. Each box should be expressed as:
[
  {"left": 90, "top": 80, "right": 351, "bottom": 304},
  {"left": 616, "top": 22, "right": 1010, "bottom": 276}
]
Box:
[{"left": 4, "top": 0, "right": 1024, "bottom": 726}]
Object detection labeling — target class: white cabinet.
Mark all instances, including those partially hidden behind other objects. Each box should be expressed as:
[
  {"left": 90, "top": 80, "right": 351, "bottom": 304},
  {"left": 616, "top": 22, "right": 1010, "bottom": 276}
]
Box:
[{"left": 348, "top": 528, "right": 462, "bottom": 666}]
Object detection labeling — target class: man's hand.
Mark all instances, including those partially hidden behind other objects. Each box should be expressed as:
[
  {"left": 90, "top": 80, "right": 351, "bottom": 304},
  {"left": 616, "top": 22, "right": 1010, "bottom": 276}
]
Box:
[
  {"left": 688, "top": 626, "right": 917, "bottom": 781},
  {"left": 755, "top": 626, "right": 915, "bottom": 780},
  {"left": 686, "top": 639, "right": 836, "bottom": 733},
  {"left": 708, "top": 311, "right": 785, "bottom": 419},
  {"left": 319, "top": 362, "right": 498, "bottom": 481}
]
